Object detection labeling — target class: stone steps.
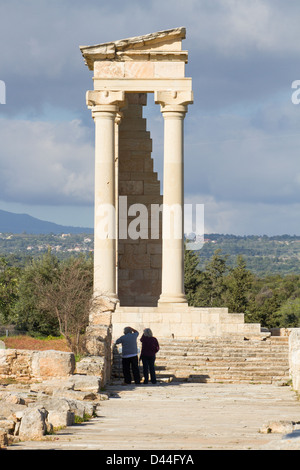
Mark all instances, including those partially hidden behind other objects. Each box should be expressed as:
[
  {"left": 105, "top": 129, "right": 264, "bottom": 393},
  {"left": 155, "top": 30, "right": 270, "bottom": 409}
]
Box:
[
  {"left": 153, "top": 337, "right": 290, "bottom": 384},
  {"left": 112, "top": 335, "right": 290, "bottom": 385}
]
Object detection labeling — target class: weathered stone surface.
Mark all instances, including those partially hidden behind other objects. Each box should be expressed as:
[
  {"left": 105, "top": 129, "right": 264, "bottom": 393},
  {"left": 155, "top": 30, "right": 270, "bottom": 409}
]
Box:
[
  {"left": 85, "top": 324, "right": 112, "bottom": 360},
  {"left": 0, "top": 369, "right": 109, "bottom": 445},
  {"left": 289, "top": 328, "right": 300, "bottom": 393},
  {"left": 0, "top": 418, "right": 15, "bottom": 434},
  {"left": 67, "top": 375, "right": 101, "bottom": 393},
  {"left": 0, "top": 401, "right": 26, "bottom": 419},
  {"left": 0, "top": 431, "right": 8, "bottom": 448},
  {"left": 6, "top": 382, "right": 300, "bottom": 450},
  {"left": 29, "top": 375, "right": 102, "bottom": 395},
  {"left": 75, "top": 355, "right": 105, "bottom": 377},
  {"left": 0, "top": 349, "right": 75, "bottom": 382},
  {"left": 18, "top": 407, "right": 51, "bottom": 440},
  {"left": 91, "top": 295, "right": 117, "bottom": 314},
  {"left": 260, "top": 420, "right": 295, "bottom": 434},
  {"left": 31, "top": 350, "right": 76, "bottom": 379},
  {"left": 80, "top": 27, "right": 187, "bottom": 70},
  {"left": 47, "top": 409, "right": 74, "bottom": 429}
]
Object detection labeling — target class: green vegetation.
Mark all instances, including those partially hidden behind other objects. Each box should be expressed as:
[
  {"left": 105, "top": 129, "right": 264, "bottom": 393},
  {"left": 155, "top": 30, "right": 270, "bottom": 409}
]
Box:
[
  {"left": 199, "top": 234, "right": 300, "bottom": 277},
  {"left": 0, "top": 250, "right": 93, "bottom": 354},
  {"left": 0, "top": 233, "right": 300, "bottom": 352},
  {"left": 184, "top": 247, "right": 300, "bottom": 329}
]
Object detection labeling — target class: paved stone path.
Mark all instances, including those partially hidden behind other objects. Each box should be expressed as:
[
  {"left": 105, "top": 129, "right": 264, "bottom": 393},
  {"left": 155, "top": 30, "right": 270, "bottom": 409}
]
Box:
[{"left": 6, "top": 381, "right": 300, "bottom": 451}]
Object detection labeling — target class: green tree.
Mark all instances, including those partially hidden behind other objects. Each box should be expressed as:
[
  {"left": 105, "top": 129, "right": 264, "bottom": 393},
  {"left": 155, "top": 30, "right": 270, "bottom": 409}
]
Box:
[
  {"left": 0, "top": 257, "right": 20, "bottom": 324},
  {"left": 247, "top": 289, "right": 282, "bottom": 328},
  {"left": 12, "top": 250, "right": 61, "bottom": 336},
  {"left": 225, "top": 255, "right": 254, "bottom": 313},
  {"left": 184, "top": 247, "right": 202, "bottom": 306},
  {"left": 200, "top": 249, "right": 228, "bottom": 307},
  {"left": 273, "top": 297, "right": 300, "bottom": 328},
  {"left": 12, "top": 251, "right": 93, "bottom": 353},
  {"left": 35, "top": 255, "right": 93, "bottom": 354}
]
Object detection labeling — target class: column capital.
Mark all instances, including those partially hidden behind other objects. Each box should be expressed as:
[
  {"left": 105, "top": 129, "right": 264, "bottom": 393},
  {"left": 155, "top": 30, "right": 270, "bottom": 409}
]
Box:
[
  {"left": 86, "top": 90, "right": 126, "bottom": 110},
  {"left": 154, "top": 90, "right": 193, "bottom": 114}
]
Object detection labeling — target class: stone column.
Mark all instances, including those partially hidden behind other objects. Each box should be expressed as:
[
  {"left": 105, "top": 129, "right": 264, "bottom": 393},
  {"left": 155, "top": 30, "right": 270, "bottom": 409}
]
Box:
[
  {"left": 87, "top": 90, "right": 125, "bottom": 300},
  {"left": 155, "top": 91, "right": 193, "bottom": 304}
]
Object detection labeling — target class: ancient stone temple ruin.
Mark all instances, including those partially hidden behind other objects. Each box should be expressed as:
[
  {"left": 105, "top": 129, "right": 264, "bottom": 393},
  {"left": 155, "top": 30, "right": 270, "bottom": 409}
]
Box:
[{"left": 80, "top": 28, "right": 262, "bottom": 378}]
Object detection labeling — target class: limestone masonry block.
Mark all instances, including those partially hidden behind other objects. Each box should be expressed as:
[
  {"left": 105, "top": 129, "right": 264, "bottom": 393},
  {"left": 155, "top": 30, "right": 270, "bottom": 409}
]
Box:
[
  {"left": 119, "top": 180, "right": 144, "bottom": 195},
  {"left": 0, "top": 350, "right": 75, "bottom": 382},
  {"left": 150, "top": 254, "right": 162, "bottom": 268},
  {"left": 31, "top": 350, "right": 76, "bottom": 379},
  {"left": 124, "top": 62, "right": 155, "bottom": 78},
  {"left": 119, "top": 254, "right": 150, "bottom": 269},
  {"left": 154, "top": 62, "right": 185, "bottom": 78},
  {"left": 94, "top": 61, "right": 125, "bottom": 78}
]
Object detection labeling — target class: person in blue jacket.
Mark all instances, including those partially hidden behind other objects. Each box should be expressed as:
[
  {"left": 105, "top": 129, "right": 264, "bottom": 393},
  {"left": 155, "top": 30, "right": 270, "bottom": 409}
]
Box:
[{"left": 115, "top": 326, "right": 140, "bottom": 385}]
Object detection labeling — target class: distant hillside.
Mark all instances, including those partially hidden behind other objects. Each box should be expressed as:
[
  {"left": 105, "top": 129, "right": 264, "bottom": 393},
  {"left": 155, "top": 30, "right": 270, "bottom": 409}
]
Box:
[
  {"left": 0, "top": 209, "right": 93, "bottom": 235},
  {"left": 197, "top": 233, "right": 300, "bottom": 277},
  {"left": 1, "top": 217, "right": 300, "bottom": 276}
]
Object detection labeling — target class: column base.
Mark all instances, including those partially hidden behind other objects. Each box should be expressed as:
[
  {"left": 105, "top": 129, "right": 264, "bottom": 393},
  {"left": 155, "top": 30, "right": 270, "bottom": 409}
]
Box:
[{"left": 158, "top": 293, "right": 188, "bottom": 305}]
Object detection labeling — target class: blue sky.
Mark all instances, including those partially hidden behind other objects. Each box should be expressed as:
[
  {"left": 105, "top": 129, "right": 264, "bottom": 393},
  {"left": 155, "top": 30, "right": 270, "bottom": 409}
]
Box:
[{"left": 0, "top": 0, "right": 300, "bottom": 235}]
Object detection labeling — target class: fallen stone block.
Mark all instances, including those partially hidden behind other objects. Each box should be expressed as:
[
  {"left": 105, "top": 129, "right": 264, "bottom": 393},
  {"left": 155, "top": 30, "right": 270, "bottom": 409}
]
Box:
[
  {"left": 31, "top": 350, "right": 76, "bottom": 380},
  {"left": 0, "top": 431, "right": 8, "bottom": 448},
  {"left": 18, "top": 407, "right": 52, "bottom": 440},
  {"left": 47, "top": 409, "right": 75, "bottom": 429},
  {"left": 75, "top": 356, "right": 105, "bottom": 376},
  {"left": 67, "top": 374, "right": 102, "bottom": 393}
]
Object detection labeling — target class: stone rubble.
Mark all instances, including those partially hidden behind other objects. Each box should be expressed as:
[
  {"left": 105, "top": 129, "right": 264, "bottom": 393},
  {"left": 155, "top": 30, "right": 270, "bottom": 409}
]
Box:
[{"left": 0, "top": 351, "right": 108, "bottom": 448}]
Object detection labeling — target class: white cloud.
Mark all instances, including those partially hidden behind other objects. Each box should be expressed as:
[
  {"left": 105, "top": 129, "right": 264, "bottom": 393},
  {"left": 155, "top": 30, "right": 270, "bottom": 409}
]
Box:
[
  {"left": 184, "top": 101, "right": 300, "bottom": 204},
  {"left": 185, "top": 194, "right": 300, "bottom": 236},
  {"left": 0, "top": 0, "right": 300, "bottom": 234},
  {"left": 0, "top": 118, "right": 94, "bottom": 205}
]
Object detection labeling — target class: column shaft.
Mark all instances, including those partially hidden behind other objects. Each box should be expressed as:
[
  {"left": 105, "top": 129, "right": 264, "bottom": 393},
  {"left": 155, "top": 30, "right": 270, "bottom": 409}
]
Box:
[
  {"left": 93, "top": 105, "right": 119, "bottom": 299},
  {"left": 159, "top": 107, "right": 187, "bottom": 304}
]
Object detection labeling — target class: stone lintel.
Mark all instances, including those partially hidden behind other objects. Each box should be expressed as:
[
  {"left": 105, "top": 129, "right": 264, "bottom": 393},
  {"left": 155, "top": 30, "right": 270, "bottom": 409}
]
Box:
[{"left": 93, "top": 78, "right": 192, "bottom": 94}]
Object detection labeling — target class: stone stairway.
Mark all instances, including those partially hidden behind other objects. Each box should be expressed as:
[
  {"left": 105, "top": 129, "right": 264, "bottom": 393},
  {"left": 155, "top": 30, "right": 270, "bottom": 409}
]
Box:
[{"left": 112, "top": 335, "right": 290, "bottom": 385}]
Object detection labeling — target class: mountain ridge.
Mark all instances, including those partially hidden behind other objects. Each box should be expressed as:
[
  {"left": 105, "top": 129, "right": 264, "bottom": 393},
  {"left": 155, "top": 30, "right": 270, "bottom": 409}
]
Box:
[{"left": 0, "top": 209, "right": 93, "bottom": 234}]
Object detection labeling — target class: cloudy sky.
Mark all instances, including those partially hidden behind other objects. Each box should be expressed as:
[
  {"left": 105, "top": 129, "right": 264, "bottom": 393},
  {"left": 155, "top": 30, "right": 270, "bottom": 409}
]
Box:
[{"left": 0, "top": 0, "right": 300, "bottom": 235}]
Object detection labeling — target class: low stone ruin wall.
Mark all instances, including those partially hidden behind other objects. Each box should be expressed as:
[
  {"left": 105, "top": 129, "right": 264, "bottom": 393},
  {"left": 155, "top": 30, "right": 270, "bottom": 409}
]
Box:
[
  {"left": 0, "top": 371, "right": 109, "bottom": 447},
  {"left": 0, "top": 348, "right": 108, "bottom": 447},
  {"left": 0, "top": 349, "right": 76, "bottom": 382}
]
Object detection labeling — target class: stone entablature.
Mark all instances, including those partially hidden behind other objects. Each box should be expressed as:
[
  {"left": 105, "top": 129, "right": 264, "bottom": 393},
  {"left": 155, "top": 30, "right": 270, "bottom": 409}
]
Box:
[{"left": 80, "top": 27, "right": 188, "bottom": 68}]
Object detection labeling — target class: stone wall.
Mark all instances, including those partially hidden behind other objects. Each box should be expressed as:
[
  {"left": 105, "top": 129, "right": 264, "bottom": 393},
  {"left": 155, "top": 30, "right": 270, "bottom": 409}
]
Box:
[
  {"left": 85, "top": 295, "right": 116, "bottom": 384},
  {"left": 118, "top": 93, "right": 162, "bottom": 307},
  {"left": 289, "top": 328, "right": 300, "bottom": 393},
  {"left": 0, "top": 349, "right": 75, "bottom": 383}
]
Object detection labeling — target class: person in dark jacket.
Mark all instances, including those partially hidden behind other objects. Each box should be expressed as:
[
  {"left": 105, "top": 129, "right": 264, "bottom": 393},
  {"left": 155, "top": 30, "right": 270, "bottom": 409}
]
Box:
[{"left": 140, "top": 328, "right": 160, "bottom": 384}]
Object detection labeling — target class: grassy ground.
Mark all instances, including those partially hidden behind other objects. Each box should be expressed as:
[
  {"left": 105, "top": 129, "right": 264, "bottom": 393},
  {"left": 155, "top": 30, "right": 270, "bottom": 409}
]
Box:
[{"left": 1, "top": 335, "right": 71, "bottom": 352}]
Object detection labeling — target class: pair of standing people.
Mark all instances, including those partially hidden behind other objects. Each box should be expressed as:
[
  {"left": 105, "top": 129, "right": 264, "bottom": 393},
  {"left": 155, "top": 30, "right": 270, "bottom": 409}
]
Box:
[{"left": 115, "top": 327, "right": 159, "bottom": 385}]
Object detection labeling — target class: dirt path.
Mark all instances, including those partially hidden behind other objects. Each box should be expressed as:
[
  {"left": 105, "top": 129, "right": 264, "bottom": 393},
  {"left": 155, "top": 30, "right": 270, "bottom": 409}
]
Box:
[{"left": 6, "top": 381, "right": 300, "bottom": 451}]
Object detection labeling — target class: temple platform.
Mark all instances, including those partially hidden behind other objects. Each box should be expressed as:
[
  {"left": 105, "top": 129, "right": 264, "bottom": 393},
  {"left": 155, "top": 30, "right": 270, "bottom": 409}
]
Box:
[{"left": 112, "top": 304, "right": 262, "bottom": 341}]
